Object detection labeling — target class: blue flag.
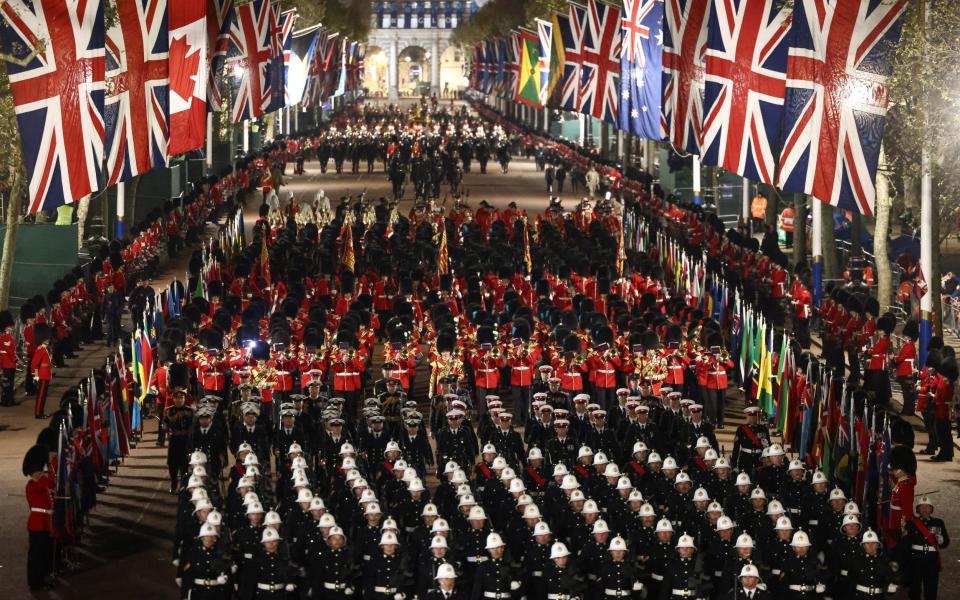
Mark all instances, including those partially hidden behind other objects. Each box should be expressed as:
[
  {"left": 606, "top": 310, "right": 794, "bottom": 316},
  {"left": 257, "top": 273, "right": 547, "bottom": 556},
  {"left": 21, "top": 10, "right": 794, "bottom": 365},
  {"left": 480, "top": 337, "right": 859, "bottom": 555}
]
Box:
[{"left": 618, "top": 0, "right": 664, "bottom": 140}]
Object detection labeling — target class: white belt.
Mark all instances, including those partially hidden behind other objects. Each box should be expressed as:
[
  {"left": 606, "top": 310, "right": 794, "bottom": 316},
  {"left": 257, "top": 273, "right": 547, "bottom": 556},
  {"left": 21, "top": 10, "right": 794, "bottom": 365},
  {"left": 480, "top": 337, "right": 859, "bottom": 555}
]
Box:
[
  {"left": 514, "top": 367, "right": 530, "bottom": 370},
  {"left": 547, "top": 595, "right": 570, "bottom": 600},
  {"left": 855, "top": 585, "right": 883, "bottom": 595},
  {"left": 605, "top": 591, "right": 631, "bottom": 597},
  {"left": 597, "top": 370, "right": 615, "bottom": 374},
  {"left": 374, "top": 587, "right": 397, "bottom": 594},
  {"left": 738, "top": 448, "right": 761, "bottom": 454},
  {"left": 324, "top": 582, "right": 354, "bottom": 594},
  {"left": 478, "top": 369, "right": 498, "bottom": 373},
  {"left": 30, "top": 508, "right": 53, "bottom": 514},
  {"left": 651, "top": 574, "right": 664, "bottom": 581},
  {"left": 771, "top": 569, "right": 782, "bottom": 575},
  {"left": 362, "top": 554, "right": 371, "bottom": 561},
  {"left": 194, "top": 579, "right": 224, "bottom": 586},
  {"left": 911, "top": 544, "right": 937, "bottom": 552},
  {"left": 467, "top": 556, "right": 488, "bottom": 563},
  {"left": 714, "top": 571, "right": 723, "bottom": 577},
  {"left": 787, "top": 508, "right": 801, "bottom": 514},
  {"left": 788, "top": 585, "right": 814, "bottom": 592},
  {"left": 840, "top": 570, "right": 848, "bottom": 576},
  {"left": 335, "top": 372, "right": 359, "bottom": 377},
  {"left": 708, "top": 371, "right": 725, "bottom": 376},
  {"left": 671, "top": 590, "right": 696, "bottom": 597},
  {"left": 243, "top": 553, "right": 253, "bottom": 559},
  {"left": 257, "top": 583, "right": 293, "bottom": 591},
  {"left": 890, "top": 505, "right": 901, "bottom": 511},
  {"left": 808, "top": 520, "right": 819, "bottom": 525},
  {"left": 484, "top": 593, "right": 511, "bottom": 599},
  {"left": 532, "top": 570, "right": 544, "bottom": 577}
]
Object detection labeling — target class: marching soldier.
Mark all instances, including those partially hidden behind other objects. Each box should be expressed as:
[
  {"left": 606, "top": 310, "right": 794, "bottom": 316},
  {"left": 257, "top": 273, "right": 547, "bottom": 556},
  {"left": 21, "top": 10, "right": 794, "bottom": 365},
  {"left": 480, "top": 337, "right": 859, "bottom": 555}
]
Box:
[
  {"left": 471, "top": 532, "right": 521, "bottom": 600},
  {"left": 180, "top": 523, "right": 232, "bottom": 599},
  {"left": 166, "top": 387, "right": 195, "bottom": 494},
  {"left": 900, "top": 496, "right": 949, "bottom": 600},
  {"left": 733, "top": 407, "right": 769, "bottom": 474},
  {"left": 851, "top": 529, "right": 895, "bottom": 600},
  {"left": 239, "top": 528, "right": 298, "bottom": 600},
  {"left": 779, "top": 531, "right": 822, "bottom": 600}
]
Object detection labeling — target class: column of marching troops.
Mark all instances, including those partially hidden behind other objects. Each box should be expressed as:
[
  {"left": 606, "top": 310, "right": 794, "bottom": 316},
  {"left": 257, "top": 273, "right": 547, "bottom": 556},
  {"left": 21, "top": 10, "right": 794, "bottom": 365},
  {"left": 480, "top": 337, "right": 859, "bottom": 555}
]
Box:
[{"left": 20, "top": 102, "right": 955, "bottom": 600}]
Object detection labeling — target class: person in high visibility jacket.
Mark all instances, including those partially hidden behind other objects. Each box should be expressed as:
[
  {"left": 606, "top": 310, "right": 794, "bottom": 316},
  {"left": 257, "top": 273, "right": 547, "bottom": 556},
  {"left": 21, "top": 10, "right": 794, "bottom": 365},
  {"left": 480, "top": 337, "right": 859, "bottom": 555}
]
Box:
[
  {"left": 750, "top": 195, "right": 768, "bottom": 232},
  {"left": 780, "top": 206, "right": 795, "bottom": 246}
]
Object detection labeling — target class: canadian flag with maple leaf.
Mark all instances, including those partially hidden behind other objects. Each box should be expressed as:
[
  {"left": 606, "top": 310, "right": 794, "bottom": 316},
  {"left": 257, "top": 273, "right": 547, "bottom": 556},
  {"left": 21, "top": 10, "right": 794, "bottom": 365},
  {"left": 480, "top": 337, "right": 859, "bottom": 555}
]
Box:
[{"left": 168, "top": 0, "right": 207, "bottom": 155}]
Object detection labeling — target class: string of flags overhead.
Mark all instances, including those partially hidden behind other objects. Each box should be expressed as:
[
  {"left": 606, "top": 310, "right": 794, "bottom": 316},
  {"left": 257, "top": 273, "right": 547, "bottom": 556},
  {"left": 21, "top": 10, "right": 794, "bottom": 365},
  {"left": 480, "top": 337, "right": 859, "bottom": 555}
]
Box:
[
  {"left": 469, "top": 0, "right": 910, "bottom": 217},
  {"left": 0, "top": 0, "right": 364, "bottom": 214}
]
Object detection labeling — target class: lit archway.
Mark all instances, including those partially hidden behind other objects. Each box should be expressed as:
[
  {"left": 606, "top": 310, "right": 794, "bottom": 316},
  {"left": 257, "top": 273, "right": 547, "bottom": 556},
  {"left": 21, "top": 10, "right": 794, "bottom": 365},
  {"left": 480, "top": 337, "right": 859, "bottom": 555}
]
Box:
[
  {"left": 398, "top": 45, "right": 432, "bottom": 97},
  {"left": 364, "top": 45, "right": 388, "bottom": 98}
]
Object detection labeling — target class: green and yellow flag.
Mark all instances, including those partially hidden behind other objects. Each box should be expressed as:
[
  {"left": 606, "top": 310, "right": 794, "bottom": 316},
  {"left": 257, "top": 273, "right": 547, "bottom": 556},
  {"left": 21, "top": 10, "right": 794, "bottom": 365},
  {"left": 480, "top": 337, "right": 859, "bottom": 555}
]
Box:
[{"left": 515, "top": 28, "right": 542, "bottom": 108}]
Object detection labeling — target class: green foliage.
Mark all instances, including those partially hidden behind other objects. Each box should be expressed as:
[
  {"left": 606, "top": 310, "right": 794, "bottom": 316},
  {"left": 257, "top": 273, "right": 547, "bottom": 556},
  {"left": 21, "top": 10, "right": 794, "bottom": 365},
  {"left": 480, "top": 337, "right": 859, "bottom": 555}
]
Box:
[
  {"left": 286, "top": 0, "right": 371, "bottom": 41},
  {"left": 884, "top": 0, "right": 960, "bottom": 227}
]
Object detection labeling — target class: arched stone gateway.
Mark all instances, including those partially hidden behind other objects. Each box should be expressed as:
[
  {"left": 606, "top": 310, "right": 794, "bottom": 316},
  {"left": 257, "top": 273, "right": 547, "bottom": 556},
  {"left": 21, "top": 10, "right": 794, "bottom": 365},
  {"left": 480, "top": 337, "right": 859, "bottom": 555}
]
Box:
[{"left": 367, "top": 1, "right": 478, "bottom": 99}]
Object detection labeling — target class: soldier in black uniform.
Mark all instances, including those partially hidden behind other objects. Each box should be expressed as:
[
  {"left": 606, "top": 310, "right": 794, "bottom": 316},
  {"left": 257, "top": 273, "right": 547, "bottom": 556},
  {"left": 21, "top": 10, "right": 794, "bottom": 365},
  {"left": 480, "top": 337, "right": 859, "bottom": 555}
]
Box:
[
  {"left": 471, "top": 532, "right": 521, "bottom": 600},
  {"left": 180, "top": 523, "right": 233, "bottom": 599},
  {"left": 192, "top": 403, "right": 228, "bottom": 475},
  {"left": 426, "top": 562, "right": 467, "bottom": 600},
  {"left": 545, "top": 419, "right": 577, "bottom": 467},
  {"left": 166, "top": 387, "right": 195, "bottom": 493},
  {"left": 378, "top": 378, "right": 406, "bottom": 435},
  {"left": 239, "top": 527, "right": 298, "bottom": 600},
  {"left": 490, "top": 413, "right": 525, "bottom": 468},
  {"left": 543, "top": 541, "right": 583, "bottom": 600},
  {"left": 232, "top": 403, "right": 272, "bottom": 463},
  {"left": 732, "top": 406, "right": 769, "bottom": 474},
  {"left": 726, "top": 564, "right": 771, "bottom": 600},
  {"left": 399, "top": 414, "right": 434, "bottom": 477},
  {"left": 659, "top": 533, "right": 701, "bottom": 600},
  {"left": 778, "top": 530, "right": 822, "bottom": 600},
  {"left": 900, "top": 495, "right": 949, "bottom": 600},
  {"left": 852, "top": 529, "right": 895, "bottom": 600},
  {"left": 436, "top": 410, "right": 478, "bottom": 472},
  {"left": 305, "top": 525, "right": 357, "bottom": 599},
  {"left": 598, "top": 535, "right": 643, "bottom": 599},
  {"left": 362, "top": 530, "right": 408, "bottom": 600}
]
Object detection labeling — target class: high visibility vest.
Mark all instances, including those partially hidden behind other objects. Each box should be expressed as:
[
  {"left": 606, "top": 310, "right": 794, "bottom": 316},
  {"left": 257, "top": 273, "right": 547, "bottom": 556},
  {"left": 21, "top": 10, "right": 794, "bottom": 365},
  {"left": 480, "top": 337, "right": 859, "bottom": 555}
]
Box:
[
  {"left": 751, "top": 196, "right": 767, "bottom": 219},
  {"left": 781, "top": 208, "right": 795, "bottom": 232}
]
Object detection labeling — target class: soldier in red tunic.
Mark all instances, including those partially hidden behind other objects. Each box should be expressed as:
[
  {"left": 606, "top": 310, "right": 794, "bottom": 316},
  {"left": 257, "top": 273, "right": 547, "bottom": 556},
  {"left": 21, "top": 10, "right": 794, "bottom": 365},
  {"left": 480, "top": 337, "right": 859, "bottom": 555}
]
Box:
[{"left": 24, "top": 444, "right": 55, "bottom": 590}]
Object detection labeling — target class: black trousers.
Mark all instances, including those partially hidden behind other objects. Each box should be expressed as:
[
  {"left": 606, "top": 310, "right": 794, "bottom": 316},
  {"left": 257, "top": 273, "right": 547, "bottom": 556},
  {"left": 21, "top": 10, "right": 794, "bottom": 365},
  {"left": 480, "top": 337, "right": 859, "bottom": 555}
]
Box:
[
  {"left": 922, "top": 410, "right": 938, "bottom": 453},
  {"left": 28, "top": 530, "right": 53, "bottom": 589},
  {"left": 934, "top": 417, "right": 953, "bottom": 460},
  {"left": 898, "top": 376, "right": 918, "bottom": 415},
  {"left": 908, "top": 563, "right": 940, "bottom": 600},
  {"left": 1, "top": 367, "right": 14, "bottom": 405},
  {"left": 511, "top": 385, "right": 532, "bottom": 425}
]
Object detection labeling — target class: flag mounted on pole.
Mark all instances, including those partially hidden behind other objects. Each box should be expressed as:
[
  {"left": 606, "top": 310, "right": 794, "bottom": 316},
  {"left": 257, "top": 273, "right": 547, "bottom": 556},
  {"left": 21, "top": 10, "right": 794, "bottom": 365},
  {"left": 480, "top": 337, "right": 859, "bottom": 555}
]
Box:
[
  {"left": 168, "top": 0, "right": 208, "bottom": 155},
  {"left": 227, "top": 0, "right": 275, "bottom": 123},
  {"left": 535, "top": 19, "right": 553, "bottom": 107},
  {"left": 579, "top": 0, "right": 622, "bottom": 123},
  {"left": 618, "top": 0, "right": 664, "bottom": 140},
  {"left": 776, "top": 0, "right": 909, "bottom": 216},
  {"left": 516, "top": 28, "right": 543, "bottom": 108},
  {"left": 661, "top": 0, "right": 709, "bottom": 154},
  {"left": 0, "top": 0, "right": 106, "bottom": 213},
  {"left": 205, "top": 0, "right": 234, "bottom": 112},
  {"left": 558, "top": 3, "right": 587, "bottom": 111},
  {"left": 701, "top": 0, "right": 790, "bottom": 185},
  {"left": 104, "top": 0, "right": 171, "bottom": 186}
]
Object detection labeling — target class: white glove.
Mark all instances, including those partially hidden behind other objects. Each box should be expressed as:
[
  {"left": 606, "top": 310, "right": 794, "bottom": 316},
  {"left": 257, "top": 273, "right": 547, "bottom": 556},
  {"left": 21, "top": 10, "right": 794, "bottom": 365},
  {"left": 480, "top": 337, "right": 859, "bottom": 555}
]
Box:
[
  {"left": 231, "top": 565, "right": 238, "bottom": 574},
  {"left": 394, "top": 594, "right": 406, "bottom": 600},
  {"left": 175, "top": 577, "right": 182, "bottom": 588},
  {"left": 887, "top": 584, "right": 898, "bottom": 594},
  {"left": 172, "top": 559, "right": 180, "bottom": 567},
  {"left": 633, "top": 582, "right": 644, "bottom": 591},
  {"left": 285, "top": 583, "right": 296, "bottom": 592},
  {"left": 217, "top": 574, "right": 228, "bottom": 585},
  {"left": 815, "top": 584, "right": 825, "bottom": 593},
  {"left": 510, "top": 581, "right": 521, "bottom": 590},
  {"left": 890, "top": 561, "right": 900, "bottom": 572}
]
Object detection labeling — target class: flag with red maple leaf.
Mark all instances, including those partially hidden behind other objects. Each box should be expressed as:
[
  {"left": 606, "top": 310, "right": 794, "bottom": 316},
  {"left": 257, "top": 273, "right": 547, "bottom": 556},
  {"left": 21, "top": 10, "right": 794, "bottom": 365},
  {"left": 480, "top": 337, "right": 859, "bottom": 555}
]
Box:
[{"left": 168, "top": 0, "right": 207, "bottom": 155}]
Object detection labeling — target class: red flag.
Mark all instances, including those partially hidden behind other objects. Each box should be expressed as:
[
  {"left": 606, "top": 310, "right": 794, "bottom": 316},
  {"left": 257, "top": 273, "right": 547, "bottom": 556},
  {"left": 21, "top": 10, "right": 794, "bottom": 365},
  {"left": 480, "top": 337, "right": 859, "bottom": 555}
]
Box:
[{"left": 168, "top": 0, "right": 207, "bottom": 154}]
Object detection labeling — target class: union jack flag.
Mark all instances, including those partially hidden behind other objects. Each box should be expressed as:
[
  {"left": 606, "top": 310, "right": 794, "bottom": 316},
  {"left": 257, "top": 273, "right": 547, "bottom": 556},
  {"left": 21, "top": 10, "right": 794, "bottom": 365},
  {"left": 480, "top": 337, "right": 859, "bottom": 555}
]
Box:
[
  {"left": 536, "top": 18, "right": 553, "bottom": 106},
  {"left": 302, "top": 30, "right": 330, "bottom": 108},
  {"left": 661, "top": 0, "right": 709, "bottom": 154},
  {"left": 481, "top": 40, "right": 496, "bottom": 95},
  {"left": 557, "top": 3, "right": 586, "bottom": 112},
  {"left": 0, "top": 0, "right": 105, "bottom": 213},
  {"left": 579, "top": 0, "right": 621, "bottom": 123},
  {"left": 276, "top": 9, "right": 296, "bottom": 106},
  {"left": 321, "top": 34, "right": 343, "bottom": 100},
  {"left": 105, "top": 0, "right": 170, "bottom": 186},
  {"left": 227, "top": 0, "right": 274, "bottom": 123},
  {"left": 505, "top": 31, "right": 522, "bottom": 99},
  {"left": 205, "top": 0, "right": 233, "bottom": 112},
  {"left": 701, "top": 0, "right": 791, "bottom": 185},
  {"left": 494, "top": 37, "right": 508, "bottom": 96},
  {"left": 776, "top": 0, "right": 908, "bottom": 216},
  {"left": 265, "top": 4, "right": 290, "bottom": 111},
  {"left": 349, "top": 43, "right": 365, "bottom": 92}
]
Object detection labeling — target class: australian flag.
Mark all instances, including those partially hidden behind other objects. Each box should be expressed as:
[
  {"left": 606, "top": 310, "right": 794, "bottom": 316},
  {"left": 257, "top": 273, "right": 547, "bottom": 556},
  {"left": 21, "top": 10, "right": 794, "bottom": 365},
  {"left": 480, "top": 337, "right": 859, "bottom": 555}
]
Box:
[{"left": 618, "top": 0, "right": 664, "bottom": 140}]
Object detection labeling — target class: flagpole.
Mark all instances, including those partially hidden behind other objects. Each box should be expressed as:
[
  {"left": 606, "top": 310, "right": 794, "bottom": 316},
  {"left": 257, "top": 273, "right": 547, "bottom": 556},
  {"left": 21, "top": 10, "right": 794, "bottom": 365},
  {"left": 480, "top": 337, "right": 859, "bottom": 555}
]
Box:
[
  {"left": 205, "top": 112, "right": 213, "bottom": 173},
  {"left": 692, "top": 154, "right": 702, "bottom": 205},
  {"left": 115, "top": 181, "right": 125, "bottom": 239}
]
